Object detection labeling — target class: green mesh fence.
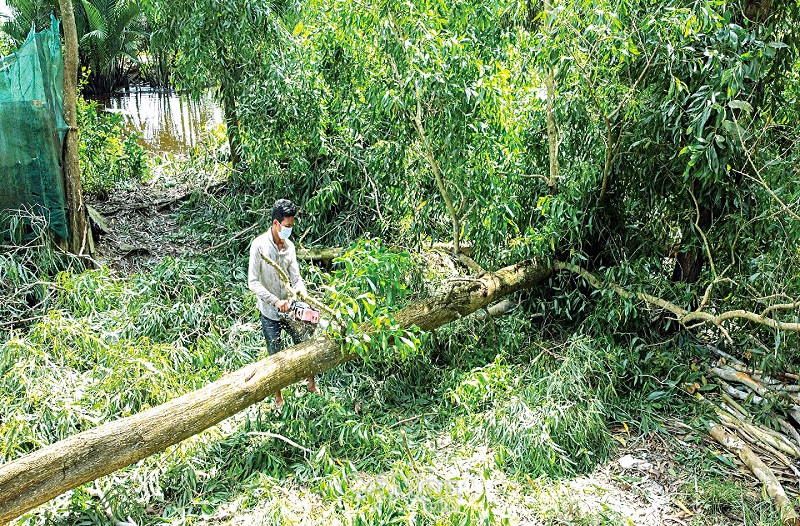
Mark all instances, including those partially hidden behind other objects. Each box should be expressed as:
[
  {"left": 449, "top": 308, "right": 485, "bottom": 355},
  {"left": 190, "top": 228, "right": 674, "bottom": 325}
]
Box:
[{"left": 0, "top": 15, "right": 69, "bottom": 239}]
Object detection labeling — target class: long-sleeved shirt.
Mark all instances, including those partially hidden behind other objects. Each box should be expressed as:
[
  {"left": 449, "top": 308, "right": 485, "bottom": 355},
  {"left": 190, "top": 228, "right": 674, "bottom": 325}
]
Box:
[{"left": 248, "top": 230, "right": 307, "bottom": 320}]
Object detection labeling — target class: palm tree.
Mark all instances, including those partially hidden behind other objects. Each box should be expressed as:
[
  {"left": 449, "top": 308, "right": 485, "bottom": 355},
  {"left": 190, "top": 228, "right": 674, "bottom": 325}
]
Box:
[
  {"left": 78, "top": 0, "right": 147, "bottom": 93},
  {"left": 2, "top": 0, "right": 59, "bottom": 44},
  {"left": 3, "top": 0, "right": 147, "bottom": 94}
]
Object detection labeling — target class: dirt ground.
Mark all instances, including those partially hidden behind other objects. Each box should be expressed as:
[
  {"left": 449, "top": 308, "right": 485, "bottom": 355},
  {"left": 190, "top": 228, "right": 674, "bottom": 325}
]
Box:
[
  {"left": 200, "top": 425, "right": 770, "bottom": 525},
  {"left": 86, "top": 179, "right": 209, "bottom": 273}
]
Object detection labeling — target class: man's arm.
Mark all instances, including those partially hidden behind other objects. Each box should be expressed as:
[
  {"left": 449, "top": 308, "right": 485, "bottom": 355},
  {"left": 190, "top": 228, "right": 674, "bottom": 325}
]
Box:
[{"left": 248, "top": 241, "right": 280, "bottom": 306}]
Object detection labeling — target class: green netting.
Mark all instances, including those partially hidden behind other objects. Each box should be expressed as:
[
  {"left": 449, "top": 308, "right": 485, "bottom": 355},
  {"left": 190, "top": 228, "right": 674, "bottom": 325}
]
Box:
[{"left": 0, "top": 15, "right": 69, "bottom": 240}]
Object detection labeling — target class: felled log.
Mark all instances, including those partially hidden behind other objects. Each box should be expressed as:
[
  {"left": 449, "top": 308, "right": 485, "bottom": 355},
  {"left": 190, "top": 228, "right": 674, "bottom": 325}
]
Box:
[
  {"left": 711, "top": 365, "right": 800, "bottom": 425},
  {"left": 715, "top": 409, "right": 800, "bottom": 459},
  {"left": 0, "top": 258, "right": 551, "bottom": 523},
  {"left": 709, "top": 424, "right": 800, "bottom": 526}
]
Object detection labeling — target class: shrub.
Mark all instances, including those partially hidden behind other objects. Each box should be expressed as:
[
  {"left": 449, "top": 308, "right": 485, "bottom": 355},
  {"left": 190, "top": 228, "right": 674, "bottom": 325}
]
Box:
[{"left": 77, "top": 94, "right": 148, "bottom": 196}]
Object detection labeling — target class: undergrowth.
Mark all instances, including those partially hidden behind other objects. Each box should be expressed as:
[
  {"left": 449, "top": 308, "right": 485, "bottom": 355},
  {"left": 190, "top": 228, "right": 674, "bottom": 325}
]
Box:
[
  {"left": 78, "top": 94, "right": 148, "bottom": 196},
  {"left": 2, "top": 221, "right": 749, "bottom": 525}
]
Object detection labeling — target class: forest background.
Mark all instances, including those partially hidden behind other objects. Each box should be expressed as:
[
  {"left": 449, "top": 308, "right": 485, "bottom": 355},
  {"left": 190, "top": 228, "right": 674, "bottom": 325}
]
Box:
[{"left": 2, "top": 0, "right": 800, "bottom": 524}]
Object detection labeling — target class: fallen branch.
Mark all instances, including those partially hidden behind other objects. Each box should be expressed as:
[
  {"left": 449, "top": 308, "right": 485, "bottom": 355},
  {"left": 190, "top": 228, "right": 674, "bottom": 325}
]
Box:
[
  {"left": 711, "top": 366, "right": 771, "bottom": 398},
  {"left": 709, "top": 423, "right": 800, "bottom": 526},
  {"left": 555, "top": 262, "right": 800, "bottom": 338},
  {"left": 296, "top": 247, "right": 344, "bottom": 262},
  {"left": 455, "top": 252, "right": 486, "bottom": 275},
  {"left": 258, "top": 253, "right": 337, "bottom": 320},
  {"left": 95, "top": 183, "right": 225, "bottom": 216},
  {"left": 711, "top": 366, "right": 800, "bottom": 426},
  {"left": 715, "top": 408, "right": 800, "bottom": 459},
  {"left": 246, "top": 432, "right": 312, "bottom": 455},
  {"left": 202, "top": 223, "right": 260, "bottom": 253},
  {"left": 717, "top": 379, "right": 765, "bottom": 405},
  {"left": 474, "top": 298, "right": 518, "bottom": 321},
  {"left": 388, "top": 412, "right": 438, "bottom": 429}
]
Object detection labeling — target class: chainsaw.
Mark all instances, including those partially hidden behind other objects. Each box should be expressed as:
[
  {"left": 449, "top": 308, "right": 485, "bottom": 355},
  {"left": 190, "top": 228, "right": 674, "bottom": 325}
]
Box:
[{"left": 278, "top": 301, "right": 321, "bottom": 324}]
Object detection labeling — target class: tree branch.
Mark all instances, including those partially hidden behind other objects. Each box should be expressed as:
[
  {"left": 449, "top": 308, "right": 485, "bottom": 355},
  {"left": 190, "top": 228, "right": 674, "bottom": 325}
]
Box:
[
  {"left": 258, "top": 253, "right": 336, "bottom": 319},
  {"left": 555, "top": 262, "right": 800, "bottom": 335},
  {"left": 732, "top": 113, "right": 800, "bottom": 221},
  {"left": 385, "top": 12, "right": 461, "bottom": 254}
]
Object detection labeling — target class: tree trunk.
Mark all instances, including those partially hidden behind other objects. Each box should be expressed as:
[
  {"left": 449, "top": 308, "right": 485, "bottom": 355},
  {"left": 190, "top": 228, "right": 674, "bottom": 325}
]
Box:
[
  {"left": 744, "top": 0, "right": 773, "bottom": 24},
  {"left": 0, "top": 258, "right": 551, "bottom": 523},
  {"left": 221, "top": 89, "right": 242, "bottom": 174},
  {"left": 709, "top": 423, "right": 800, "bottom": 525},
  {"left": 58, "top": 0, "right": 89, "bottom": 255},
  {"left": 671, "top": 203, "right": 712, "bottom": 284},
  {"left": 543, "top": 0, "right": 559, "bottom": 196}
]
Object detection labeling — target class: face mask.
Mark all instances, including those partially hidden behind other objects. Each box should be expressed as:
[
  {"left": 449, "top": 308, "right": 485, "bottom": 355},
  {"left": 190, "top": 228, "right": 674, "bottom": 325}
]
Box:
[{"left": 277, "top": 224, "right": 292, "bottom": 240}]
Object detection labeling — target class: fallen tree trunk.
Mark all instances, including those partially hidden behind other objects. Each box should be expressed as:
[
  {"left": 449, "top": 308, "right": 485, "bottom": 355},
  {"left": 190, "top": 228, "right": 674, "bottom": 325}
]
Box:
[
  {"left": 0, "top": 258, "right": 551, "bottom": 523},
  {"left": 296, "top": 247, "right": 344, "bottom": 262}
]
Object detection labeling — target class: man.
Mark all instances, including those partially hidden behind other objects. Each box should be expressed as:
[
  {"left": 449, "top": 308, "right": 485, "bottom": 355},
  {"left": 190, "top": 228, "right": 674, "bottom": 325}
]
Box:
[{"left": 248, "top": 198, "right": 318, "bottom": 407}]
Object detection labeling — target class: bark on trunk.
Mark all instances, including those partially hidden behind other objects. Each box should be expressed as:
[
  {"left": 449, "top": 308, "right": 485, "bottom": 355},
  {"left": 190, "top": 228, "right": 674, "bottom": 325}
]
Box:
[
  {"left": 296, "top": 247, "right": 344, "bottom": 262},
  {"left": 745, "top": 0, "right": 773, "bottom": 24},
  {"left": 58, "top": 0, "right": 89, "bottom": 255},
  {"left": 0, "top": 258, "right": 551, "bottom": 523},
  {"left": 671, "top": 202, "right": 712, "bottom": 284},
  {"left": 221, "top": 90, "right": 242, "bottom": 173}
]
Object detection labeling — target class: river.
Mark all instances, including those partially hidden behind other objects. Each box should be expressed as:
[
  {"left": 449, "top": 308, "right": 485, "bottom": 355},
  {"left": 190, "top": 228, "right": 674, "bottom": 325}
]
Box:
[{"left": 93, "top": 89, "right": 224, "bottom": 156}]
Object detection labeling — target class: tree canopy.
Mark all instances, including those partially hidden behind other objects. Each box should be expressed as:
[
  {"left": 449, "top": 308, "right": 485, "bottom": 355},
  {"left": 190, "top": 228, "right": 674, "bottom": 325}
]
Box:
[{"left": 2, "top": 0, "right": 800, "bottom": 522}]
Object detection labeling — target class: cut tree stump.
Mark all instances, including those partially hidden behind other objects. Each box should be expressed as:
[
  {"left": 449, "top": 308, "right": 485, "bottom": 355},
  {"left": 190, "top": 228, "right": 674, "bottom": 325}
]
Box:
[{"left": 0, "top": 258, "right": 551, "bottom": 523}]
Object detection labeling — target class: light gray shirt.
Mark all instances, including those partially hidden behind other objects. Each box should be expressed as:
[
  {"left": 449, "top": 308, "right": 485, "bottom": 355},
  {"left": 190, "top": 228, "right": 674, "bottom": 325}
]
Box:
[{"left": 248, "top": 230, "right": 307, "bottom": 320}]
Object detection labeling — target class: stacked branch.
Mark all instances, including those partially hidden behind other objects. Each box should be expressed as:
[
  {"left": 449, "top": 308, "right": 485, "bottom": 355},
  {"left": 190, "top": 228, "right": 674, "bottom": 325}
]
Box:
[
  {"left": 554, "top": 262, "right": 800, "bottom": 521},
  {"left": 696, "top": 360, "right": 800, "bottom": 525},
  {"left": 709, "top": 423, "right": 800, "bottom": 526}
]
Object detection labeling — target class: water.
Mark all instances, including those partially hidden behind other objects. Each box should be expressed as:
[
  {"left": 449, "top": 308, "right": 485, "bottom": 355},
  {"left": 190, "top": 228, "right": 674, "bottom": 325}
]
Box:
[{"left": 93, "top": 89, "right": 225, "bottom": 156}]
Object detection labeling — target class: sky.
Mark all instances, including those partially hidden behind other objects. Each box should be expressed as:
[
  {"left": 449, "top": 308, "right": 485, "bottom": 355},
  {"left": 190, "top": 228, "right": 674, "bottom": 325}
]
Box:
[{"left": 0, "top": 1, "right": 11, "bottom": 20}]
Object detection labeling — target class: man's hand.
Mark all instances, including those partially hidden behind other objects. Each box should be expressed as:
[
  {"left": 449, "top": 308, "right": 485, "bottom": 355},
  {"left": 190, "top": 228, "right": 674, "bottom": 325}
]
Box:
[{"left": 275, "top": 299, "right": 291, "bottom": 313}]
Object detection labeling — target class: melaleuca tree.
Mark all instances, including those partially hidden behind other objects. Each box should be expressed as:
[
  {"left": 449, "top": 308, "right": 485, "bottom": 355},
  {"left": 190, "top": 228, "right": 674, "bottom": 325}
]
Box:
[
  {"left": 146, "top": 0, "right": 297, "bottom": 174},
  {"left": 524, "top": 0, "right": 800, "bottom": 360},
  {"left": 289, "top": 0, "right": 542, "bottom": 257}
]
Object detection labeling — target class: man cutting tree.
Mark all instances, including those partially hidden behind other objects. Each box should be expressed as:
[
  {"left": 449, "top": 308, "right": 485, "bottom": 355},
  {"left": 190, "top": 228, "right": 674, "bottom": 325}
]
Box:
[{"left": 248, "top": 198, "right": 319, "bottom": 407}]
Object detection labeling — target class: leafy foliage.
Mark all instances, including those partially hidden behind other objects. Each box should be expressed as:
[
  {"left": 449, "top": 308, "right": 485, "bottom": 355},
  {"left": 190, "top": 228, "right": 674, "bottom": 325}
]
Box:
[
  {"left": 77, "top": 92, "right": 148, "bottom": 195},
  {"left": 5, "top": 0, "right": 800, "bottom": 522}
]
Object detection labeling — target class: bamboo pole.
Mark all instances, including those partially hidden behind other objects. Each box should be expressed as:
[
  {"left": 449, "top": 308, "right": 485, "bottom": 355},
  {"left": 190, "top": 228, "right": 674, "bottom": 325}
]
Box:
[{"left": 0, "top": 258, "right": 551, "bottom": 523}]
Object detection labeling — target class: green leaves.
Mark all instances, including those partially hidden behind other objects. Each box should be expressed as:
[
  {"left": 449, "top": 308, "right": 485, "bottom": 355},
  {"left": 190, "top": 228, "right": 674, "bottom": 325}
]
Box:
[
  {"left": 321, "top": 239, "right": 425, "bottom": 361},
  {"left": 77, "top": 94, "right": 148, "bottom": 195}
]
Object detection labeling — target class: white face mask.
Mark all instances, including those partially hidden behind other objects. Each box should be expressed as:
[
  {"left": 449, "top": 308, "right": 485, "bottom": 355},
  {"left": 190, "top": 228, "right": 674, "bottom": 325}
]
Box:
[{"left": 277, "top": 224, "right": 292, "bottom": 240}]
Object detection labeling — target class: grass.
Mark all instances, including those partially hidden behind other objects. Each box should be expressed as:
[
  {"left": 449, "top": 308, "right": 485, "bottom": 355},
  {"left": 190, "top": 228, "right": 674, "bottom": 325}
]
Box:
[{"left": 1, "top": 217, "right": 775, "bottom": 525}]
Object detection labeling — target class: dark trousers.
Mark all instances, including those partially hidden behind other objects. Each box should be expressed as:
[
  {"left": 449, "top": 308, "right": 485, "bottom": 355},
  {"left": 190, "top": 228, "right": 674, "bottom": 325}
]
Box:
[{"left": 261, "top": 314, "right": 303, "bottom": 356}]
